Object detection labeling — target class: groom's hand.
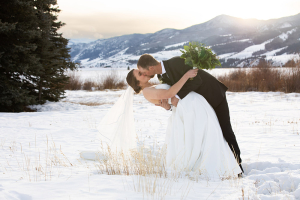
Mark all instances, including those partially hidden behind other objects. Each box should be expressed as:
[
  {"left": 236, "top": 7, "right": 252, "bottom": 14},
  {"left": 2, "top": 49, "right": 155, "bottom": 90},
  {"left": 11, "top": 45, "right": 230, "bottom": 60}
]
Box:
[
  {"left": 171, "top": 96, "right": 179, "bottom": 107},
  {"left": 155, "top": 99, "right": 171, "bottom": 110}
]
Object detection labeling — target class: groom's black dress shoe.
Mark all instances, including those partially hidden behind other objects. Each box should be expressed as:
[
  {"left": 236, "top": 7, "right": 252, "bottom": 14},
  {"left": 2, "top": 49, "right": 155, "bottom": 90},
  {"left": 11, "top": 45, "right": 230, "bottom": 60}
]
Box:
[
  {"left": 239, "top": 164, "right": 244, "bottom": 173},
  {"left": 238, "top": 163, "right": 244, "bottom": 178},
  {"left": 238, "top": 173, "right": 243, "bottom": 178}
]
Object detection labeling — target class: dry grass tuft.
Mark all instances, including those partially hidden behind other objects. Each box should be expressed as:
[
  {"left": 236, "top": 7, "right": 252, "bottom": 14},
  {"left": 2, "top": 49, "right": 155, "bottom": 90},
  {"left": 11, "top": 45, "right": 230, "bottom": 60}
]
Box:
[
  {"left": 217, "top": 59, "right": 300, "bottom": 93},
  {"left": 1, "top": 135, "right": 73, "bottom": 182},
  {"left": 95, "top": 143, "right": 167, "bottom": 177},
  {"left": 63, "top": 101, "right": 112, "bottom": 106},
  {"left": 93, "top": 143, "right": 194, "bottom": 198}
]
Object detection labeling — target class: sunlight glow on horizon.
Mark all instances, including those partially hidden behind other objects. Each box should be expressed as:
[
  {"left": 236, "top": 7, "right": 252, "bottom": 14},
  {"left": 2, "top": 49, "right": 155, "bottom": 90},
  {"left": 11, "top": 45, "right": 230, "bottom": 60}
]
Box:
[{"left": 57, "top": 0, "right": 300, "bottom": 40}]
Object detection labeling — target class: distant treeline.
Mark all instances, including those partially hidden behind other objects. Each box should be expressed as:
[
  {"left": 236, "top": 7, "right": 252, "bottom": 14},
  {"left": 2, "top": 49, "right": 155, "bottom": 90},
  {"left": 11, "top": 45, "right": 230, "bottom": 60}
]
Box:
[{"left": 0, "top": 0, "right": 76, "bottom": 112}]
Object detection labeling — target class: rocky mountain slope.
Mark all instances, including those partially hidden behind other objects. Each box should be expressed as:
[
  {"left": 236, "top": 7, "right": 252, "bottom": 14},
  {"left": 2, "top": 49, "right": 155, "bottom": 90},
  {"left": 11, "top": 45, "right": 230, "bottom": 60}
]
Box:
[{"left": 69, "top": 14, "right": 300, "bottom": 68}]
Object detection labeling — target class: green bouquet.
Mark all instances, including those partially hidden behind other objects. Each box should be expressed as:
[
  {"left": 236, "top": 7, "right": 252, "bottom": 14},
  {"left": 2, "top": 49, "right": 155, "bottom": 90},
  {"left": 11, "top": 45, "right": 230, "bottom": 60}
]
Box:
[{"left": 180, "top": 42, "right": 221, "bottom": 70}]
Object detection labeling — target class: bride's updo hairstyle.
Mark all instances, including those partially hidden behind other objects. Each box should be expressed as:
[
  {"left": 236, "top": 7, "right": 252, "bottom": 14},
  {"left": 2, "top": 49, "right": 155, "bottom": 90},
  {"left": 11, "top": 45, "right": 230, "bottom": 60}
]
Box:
[
  {"left": 126, "top": 69, "right": 142, "bottom": 94},
  {"left": 137, "top": 54, "right": 159, "bottom": 69}
]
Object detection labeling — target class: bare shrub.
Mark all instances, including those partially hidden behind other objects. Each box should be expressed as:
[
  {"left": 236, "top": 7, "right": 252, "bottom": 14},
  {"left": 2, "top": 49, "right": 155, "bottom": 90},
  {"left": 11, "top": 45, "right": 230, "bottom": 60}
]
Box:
[
  {"left": 96, "top": 70, "right": 126, "bottom": 90},
  {"left": 283, "top": 60, "right": 300, "bottom": 93},
  {"left": 218, "top": 69, "right": 249, "bottom": 92},
  {"left": 82, "top": 78, "right": 95, "bottom": 91},
  {"left": 65, "top": 70, "right": 126, "bottom": 91},
  {"left": 64, "top": 71, "right": 82, "bottom": 90},
  {"left": 218, "top": 59, "right": 300, "bottom": 93}
]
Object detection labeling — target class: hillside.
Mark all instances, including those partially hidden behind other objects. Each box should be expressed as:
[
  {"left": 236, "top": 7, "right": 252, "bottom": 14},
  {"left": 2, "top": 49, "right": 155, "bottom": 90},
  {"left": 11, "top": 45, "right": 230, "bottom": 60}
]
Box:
[{"left": 69, "top": 14, "right": 300, "bottom": 68}]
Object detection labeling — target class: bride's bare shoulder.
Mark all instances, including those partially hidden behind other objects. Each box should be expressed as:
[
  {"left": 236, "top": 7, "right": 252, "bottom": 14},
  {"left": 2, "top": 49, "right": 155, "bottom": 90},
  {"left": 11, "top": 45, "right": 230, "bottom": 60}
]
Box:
[
  {"left": 142, "top": 86, "right": 160, "bottom": 105},
  {"left": 142, "top": 85, "right": 157, "bottom": 99}
]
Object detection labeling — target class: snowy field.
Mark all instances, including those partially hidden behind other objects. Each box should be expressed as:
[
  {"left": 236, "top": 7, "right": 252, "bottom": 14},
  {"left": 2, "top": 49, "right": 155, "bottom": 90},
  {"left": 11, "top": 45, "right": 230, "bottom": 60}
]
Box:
[
  {"left": 69, "top": 67, "right": 241, "bottom": 82},
  {"left": 1, "top": 69, "right": 300, "bottom": 200}
]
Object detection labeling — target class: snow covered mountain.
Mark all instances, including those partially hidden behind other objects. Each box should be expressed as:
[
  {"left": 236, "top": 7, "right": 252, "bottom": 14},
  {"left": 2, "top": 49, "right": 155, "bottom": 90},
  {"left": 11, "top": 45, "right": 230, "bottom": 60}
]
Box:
[{"left": 69, "top": 13, "right": 300, "bottom": 68}]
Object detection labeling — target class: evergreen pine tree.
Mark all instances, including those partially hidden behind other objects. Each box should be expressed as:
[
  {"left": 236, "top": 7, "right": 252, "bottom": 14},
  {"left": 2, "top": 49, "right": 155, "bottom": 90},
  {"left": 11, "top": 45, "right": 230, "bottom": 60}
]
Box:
[
  {"left": 0, "top": 0, "right": 76, "bottom": 111},
  {"left": 0, "top": 0, "right": 41, "bottom": 112},
  {"left": 32, "top": 0, "right": 76, "bottom": 104}
]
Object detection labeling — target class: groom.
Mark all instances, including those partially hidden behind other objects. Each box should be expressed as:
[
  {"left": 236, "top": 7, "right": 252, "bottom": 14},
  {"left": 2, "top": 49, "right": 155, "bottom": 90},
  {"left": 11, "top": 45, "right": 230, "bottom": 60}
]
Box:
[{"left": 137, "top": 54, "right": 244, "bottom": 174}]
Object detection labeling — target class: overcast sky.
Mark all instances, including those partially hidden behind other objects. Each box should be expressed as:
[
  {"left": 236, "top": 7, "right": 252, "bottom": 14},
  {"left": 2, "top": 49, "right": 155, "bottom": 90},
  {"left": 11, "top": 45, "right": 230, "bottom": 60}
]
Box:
[{"left": 57, "top": 0, "right": 300, "bottom": 41}]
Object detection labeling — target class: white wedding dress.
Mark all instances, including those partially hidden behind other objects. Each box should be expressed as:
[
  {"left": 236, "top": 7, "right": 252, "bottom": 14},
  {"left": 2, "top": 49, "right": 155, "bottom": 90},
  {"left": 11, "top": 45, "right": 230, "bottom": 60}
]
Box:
[
  {"left": 83, "top": 84, "right": 241, "bottom": 178},
  {"left": 156, "top": 84, "right": 241, "bottom": 178}
]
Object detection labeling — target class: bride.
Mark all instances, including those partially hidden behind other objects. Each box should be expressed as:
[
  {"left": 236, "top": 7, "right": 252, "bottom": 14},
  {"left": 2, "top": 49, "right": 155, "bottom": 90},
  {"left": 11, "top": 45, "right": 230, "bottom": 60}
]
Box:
[{"left": 125, "top": 68, "right": 242, "bottom": 178}]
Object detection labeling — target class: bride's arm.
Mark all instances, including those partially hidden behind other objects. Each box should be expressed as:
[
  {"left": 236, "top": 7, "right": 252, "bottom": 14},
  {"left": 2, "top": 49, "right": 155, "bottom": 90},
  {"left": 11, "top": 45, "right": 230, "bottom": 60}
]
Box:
[{"left": 143, "top": 69, "right": 198, "bottom": 100}]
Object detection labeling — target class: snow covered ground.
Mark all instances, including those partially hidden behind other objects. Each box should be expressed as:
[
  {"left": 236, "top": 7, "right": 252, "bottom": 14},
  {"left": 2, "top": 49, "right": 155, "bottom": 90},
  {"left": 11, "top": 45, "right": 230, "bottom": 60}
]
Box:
[{"left": 1, "top": 69, "right": 300, "bottom": 200}]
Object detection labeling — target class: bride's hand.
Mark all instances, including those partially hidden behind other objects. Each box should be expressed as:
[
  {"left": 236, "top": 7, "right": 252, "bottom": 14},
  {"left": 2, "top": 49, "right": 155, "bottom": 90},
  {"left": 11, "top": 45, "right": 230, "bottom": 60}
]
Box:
[{"left": 184, "top": 69, "right": 198, "bottom": 79}]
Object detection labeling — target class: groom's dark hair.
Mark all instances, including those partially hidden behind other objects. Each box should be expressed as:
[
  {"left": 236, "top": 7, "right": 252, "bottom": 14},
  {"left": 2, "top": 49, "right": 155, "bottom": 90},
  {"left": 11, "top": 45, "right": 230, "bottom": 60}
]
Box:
[{"left": 137, "top": 54, "right": 159, "bottom": 70}]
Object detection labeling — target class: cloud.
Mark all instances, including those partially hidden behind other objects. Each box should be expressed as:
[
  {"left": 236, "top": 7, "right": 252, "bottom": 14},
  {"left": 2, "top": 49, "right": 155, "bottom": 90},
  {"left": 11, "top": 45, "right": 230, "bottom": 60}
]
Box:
[
  {"left": 57, "top": 0, "right": 300, "bottom": 40},
  {"left": 93, "top": 33, "right": 104, "bottom": 39},
  {"left": 58, "top": 12, "right": 191, "bottom": 39},
  {"left": 62, "top": 29, "right": 79, "bottom": 38}
]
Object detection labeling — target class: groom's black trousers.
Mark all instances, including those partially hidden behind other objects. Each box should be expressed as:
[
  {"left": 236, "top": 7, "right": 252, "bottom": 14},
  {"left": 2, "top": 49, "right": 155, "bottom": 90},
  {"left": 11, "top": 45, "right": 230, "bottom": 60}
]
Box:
[{"left": 213, "top": 95, "right": 244, "bottom": 173}]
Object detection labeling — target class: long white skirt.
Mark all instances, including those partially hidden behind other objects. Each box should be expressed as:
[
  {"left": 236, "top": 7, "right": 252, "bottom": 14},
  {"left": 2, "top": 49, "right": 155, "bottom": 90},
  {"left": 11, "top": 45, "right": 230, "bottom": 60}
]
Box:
[{"left": 165, "top": 91, "right": 241, "bottom": 178}]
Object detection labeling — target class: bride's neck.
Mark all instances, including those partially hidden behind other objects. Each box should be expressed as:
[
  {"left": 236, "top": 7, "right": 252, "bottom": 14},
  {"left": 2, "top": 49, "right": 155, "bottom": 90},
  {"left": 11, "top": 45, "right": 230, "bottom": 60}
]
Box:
[{"left": 141, "top": 82, "right": 153, "bottom": 90}]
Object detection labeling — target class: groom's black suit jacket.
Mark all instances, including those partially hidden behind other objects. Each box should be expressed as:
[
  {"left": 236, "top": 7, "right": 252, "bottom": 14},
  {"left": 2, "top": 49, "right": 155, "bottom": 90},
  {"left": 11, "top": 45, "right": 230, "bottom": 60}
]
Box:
[{"left": 161, "top": 56, "right": 228, "bottom": 108}]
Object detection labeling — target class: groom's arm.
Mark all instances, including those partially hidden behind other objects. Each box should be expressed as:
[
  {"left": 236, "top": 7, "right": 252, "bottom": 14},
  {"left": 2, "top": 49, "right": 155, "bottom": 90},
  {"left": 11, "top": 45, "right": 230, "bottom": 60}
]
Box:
[
  {"left": 167, "top": 57, "right": 203, "bottom": 100},
  {"left": 171, "top": 76, "right": 202, "bottom": 107},
  {"left": 176, "top": 72, "right": 203, "bottom": 99}
]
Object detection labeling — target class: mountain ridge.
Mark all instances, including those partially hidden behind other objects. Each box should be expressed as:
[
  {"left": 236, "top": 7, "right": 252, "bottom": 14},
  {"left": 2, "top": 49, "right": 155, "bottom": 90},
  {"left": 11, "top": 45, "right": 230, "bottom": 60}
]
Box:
[{"left": 69, "top": 13, "right": 300, "bottom": 68}]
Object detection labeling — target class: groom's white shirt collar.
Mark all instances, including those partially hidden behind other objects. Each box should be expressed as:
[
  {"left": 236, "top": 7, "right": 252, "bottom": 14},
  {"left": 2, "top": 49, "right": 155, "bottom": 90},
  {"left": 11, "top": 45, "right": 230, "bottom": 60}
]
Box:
[{"left": 160, "top": 61, "right": 166, "bottom": 75}]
